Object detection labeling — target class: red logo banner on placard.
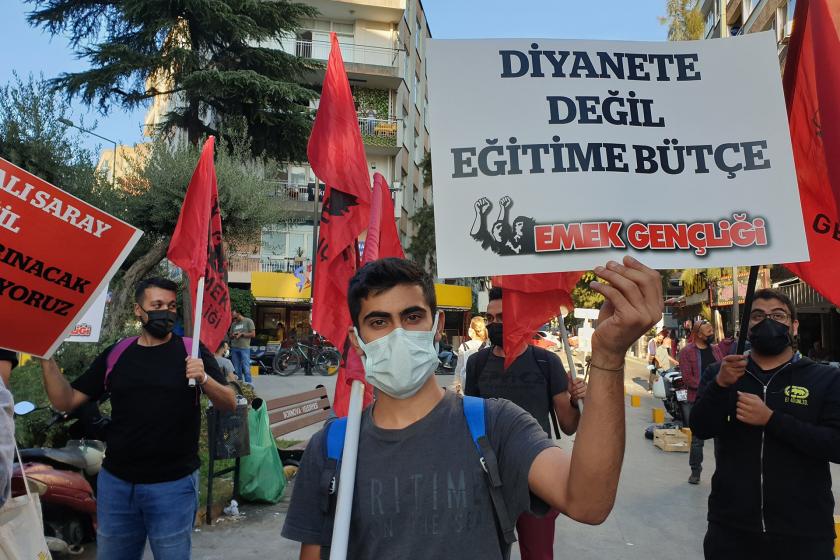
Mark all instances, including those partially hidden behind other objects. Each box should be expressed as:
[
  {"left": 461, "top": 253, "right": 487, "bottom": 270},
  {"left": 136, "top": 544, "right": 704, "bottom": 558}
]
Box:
[{"left": 0, "top": 157, "right": 143, "bottom": 357}]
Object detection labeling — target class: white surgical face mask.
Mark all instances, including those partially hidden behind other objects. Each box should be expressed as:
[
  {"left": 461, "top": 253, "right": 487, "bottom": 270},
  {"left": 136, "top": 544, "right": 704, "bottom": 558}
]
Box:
[{"left": 354, "top": 315, "right": 440, "bottom": 399}]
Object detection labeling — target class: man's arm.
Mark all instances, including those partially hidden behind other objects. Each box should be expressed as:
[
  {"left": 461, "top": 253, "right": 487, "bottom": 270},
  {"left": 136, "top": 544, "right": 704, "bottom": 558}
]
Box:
[
  {"left": 191, "top": 348, "right": 236, "bottom": 411},
  {"left": 527, "top": 257, "right": 662, "bottom": 524},
  {"left": 300, "top": 544, "right": 320, "bottom": 560},
  {"left": 0, "top": 379, "right": 14, "bottom": 508},
  {"left": 553, "top": 390, "right": 581, "bottom": 435},
  {"left": 39, "top": 358, "right": 90, "bottom": 412},
  {"left": 0, "top": 350, "right": 17, "bottom": 387},
  {"left": 679, "top": 347, "right": 699, "bottom": 391}
]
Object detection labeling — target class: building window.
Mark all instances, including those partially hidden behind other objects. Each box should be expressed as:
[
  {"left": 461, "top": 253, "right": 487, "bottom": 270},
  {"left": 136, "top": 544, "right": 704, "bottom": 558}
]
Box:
[
  {"left": 415, "top": 16, "right": 422, "bottom": 54},
  {"left": 413, "top": 71, "right": 419, "bottom": 107}
]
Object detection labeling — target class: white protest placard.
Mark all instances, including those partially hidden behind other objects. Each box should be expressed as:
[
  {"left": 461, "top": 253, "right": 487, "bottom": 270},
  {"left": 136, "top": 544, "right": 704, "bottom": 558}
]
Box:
[
  {"left": 66, "top": 286, "right": 108, "bottom": 343},
  {"left": 428, "top": 33, "right": 808, "bottom": 278}
]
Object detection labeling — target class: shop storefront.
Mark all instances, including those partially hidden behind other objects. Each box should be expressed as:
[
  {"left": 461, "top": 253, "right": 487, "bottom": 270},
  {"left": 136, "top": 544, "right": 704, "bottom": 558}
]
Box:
[
  {"left": 435, "top": 283, "right": 473, "bottom": 348},
  {"left": 250, "top": 272, "right": 312, "bottom": 345}
]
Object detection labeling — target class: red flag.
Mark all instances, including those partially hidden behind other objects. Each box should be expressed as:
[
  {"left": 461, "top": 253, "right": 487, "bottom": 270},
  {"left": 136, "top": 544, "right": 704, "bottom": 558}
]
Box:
[
  {"left": 331, "top": 175, "right": 407, "bottom": 415},
  {"left": 308, "top": 32, "right": 371, "bottom": 259},
  {"left": 167, "top": 136, "right": 230, "bottom": 351},
  {"left": 783, "top": 0, "right": 840, "bottom": 306},
  {"left": 492, "top": 272, "right": 582, "bottom": 369}
]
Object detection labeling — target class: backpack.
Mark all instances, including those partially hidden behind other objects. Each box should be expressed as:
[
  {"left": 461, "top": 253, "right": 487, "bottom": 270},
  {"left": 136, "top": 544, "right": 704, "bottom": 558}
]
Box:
[
  {"left": 321, "top": 395, "right": 517, "bottom": 558},
  {"left": 472, "top": 345, "right": 564, "bottom": 440},
  {"left": 104, "top": 336, "right": 193, "bottom": 390}
]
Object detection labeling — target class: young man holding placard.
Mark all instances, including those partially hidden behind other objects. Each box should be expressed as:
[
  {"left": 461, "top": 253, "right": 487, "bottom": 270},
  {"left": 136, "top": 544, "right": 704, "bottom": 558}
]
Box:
[
  {"left": 38, "top": 277, "right": 235, "bottom": 559},
  {"left": 282, "top": 256, "right": 662, "bottom": 559},
  {"left": 691, "top": 289, "right": 840, "bottom": 559}
]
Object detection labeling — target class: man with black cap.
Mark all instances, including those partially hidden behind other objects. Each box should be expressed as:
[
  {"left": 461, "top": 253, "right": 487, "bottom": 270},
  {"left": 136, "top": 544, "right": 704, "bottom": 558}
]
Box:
[{"left": 691, "top": 288, "right": 840, "bottom": 559}]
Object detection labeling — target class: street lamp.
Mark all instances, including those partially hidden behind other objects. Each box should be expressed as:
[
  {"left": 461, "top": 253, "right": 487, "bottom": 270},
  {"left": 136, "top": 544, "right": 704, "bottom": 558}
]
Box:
[{"left": 57, "top": 118, "right": 118, "bottom": 189}]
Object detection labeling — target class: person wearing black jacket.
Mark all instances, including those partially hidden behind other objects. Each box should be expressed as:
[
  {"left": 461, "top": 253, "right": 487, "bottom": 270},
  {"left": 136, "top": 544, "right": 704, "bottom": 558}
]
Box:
[{"left": 691, "top": 289, "right": 840, "bottom": 559}]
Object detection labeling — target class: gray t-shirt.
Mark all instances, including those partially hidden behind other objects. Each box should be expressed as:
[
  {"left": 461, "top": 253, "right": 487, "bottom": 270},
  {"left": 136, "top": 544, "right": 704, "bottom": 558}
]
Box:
[
  {"left": 229, "top": 317, "right": 255, "bottom": 349},
  {"left": 215, "top": 356, "right": 235, "bottom": 378},
  {"left": 281, "top": 391, "right": 555, "bottom": 559}
]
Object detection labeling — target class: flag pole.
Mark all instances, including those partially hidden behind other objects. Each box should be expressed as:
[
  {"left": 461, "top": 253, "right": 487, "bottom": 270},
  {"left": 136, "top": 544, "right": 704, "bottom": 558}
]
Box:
[
  {"left": 329, "top": 176, "right": 383, "bottom": 560},
  {"left": 735, "top": 265, "right": 760, "bottom": 355},
  {"left": 558, "top": 312, "right": 583, "bottom": 412},
  {"left": 187, "top": 276, "right": 205, "bottom": 386}
]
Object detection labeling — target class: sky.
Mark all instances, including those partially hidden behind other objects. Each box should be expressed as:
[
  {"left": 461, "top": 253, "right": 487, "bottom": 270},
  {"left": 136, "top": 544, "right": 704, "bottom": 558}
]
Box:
[{"left": 0, "top": 0, "right": 668, "bottom": 158}]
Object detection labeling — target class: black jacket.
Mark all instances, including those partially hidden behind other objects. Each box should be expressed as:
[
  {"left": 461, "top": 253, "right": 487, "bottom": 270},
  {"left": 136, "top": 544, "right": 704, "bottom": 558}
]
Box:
[{"left": 691, "top": 355, "right": 840, "bottom": 538}]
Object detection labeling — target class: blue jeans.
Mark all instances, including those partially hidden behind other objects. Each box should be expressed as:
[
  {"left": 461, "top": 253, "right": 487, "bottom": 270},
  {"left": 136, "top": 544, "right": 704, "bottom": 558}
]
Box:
[
  {"left": 97, "top": 468, "right": 199, "bottom": 560},
  {"left": 230, "top": 347, "right": 252, "bottom": 383}
]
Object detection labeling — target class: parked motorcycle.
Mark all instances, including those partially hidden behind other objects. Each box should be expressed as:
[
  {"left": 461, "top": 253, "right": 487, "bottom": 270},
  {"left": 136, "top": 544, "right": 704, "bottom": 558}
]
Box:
[
  {"left": 12, "top": 400, "right": 107, "bottom": 551},
  {"left": 653, "top": 369, "right": 687, "bottom": 425}
]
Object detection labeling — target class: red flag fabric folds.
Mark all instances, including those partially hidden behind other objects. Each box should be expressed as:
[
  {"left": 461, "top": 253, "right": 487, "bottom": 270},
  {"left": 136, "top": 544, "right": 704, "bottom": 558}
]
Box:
[
  {"left": 167, "top": 136, "right": 230, "bottom": 351},
  {"left": 492, "top": 272, "right": 582, "bottom": 369},
  {"left": 784, "top": 0, "right": 840, "bottom": 306}
]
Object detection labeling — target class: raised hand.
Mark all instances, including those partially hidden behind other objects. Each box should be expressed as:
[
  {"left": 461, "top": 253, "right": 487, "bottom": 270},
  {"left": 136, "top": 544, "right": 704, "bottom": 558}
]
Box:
[
  {"left": 589, "top": 257, "right": 663, "bottom": 368},
  {"left": 499, "top": 195, "right": 513, "bottom": 209},
  {"left": 474, "top": 197, "right": 492, "bottom": 215},
  {"left": 716, "top": 354, "right": 748, "bottom": 388}
]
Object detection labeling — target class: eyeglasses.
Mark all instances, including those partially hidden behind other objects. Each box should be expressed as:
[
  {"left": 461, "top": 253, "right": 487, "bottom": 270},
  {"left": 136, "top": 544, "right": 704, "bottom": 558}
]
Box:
[{"left": 749, "top": 310, "right": 790, "bottom": 323}]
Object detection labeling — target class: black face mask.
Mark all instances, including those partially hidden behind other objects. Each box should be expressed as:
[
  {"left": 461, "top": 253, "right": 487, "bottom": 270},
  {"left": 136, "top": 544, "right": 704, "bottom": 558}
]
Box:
[
  {"left": 487, "top": 322, "right": 503, "bottom": 347},
  {"left": 748, "top": 318, "right": 791, "bottom": 356},
  {"left": 142, "top": 309, "right": 177, "bottom": 338}
]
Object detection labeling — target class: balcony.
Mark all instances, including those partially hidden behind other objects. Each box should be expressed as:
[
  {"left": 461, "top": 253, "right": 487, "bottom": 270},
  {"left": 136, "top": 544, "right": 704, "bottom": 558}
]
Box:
[
  {"left": 280, "top": 37, "right": 405, "bottom": 89},
  {"left": 268, "top": 181, "right": 323, "bottom": 215},
  {"left": 358, "top": 116, "right": 401, "bottom": 154}
]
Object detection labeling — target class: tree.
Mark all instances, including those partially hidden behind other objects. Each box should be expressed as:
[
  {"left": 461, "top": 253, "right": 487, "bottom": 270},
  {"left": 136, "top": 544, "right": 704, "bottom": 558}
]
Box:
[
  {"left": 27, "top": 0, "right": 321, "bottom": 160},
  {"left": 659, "top": 0, "right": 705, "bottom": 41},
  {"left": 572, "top": 271, "right": 605, "bottom": 310},
  {"left": 0, "top": 73, "right": 103, "bottom": 202},
  {"left": 104, "top": 126, "right": 291, "bottom": 335},
  {"left": 408, "top": 151, "right": 437, "bottom": 272}
]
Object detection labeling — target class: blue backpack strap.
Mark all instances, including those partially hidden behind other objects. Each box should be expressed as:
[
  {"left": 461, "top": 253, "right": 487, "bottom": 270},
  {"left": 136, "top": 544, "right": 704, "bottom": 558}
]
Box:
[
  {"left": 104, "top": 336, "right": 140, "bottom": 390},
  {"left": 462, "top": 396, "right": 516, "bottom": 553},
  {"left": 326, "top": 417, "right": 348, "bottom": 461},
  {"left": 462, "top": 395, "right": 486, "bottom": 453}
]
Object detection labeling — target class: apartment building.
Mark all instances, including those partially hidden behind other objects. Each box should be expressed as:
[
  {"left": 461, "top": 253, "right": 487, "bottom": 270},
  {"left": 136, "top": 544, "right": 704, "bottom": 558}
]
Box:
[{"left": 698, "top": 0, "right": 839, "bottom": 361}]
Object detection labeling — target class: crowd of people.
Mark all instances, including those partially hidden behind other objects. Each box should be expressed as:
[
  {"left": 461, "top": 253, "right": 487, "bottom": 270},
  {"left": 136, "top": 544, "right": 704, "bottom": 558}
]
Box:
[{"left": 1, "top": 258, "right": 839, "bottom": 560}]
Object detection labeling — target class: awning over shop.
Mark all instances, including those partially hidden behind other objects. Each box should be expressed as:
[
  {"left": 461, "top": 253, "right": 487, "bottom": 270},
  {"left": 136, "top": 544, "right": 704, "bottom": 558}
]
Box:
[
  {"left": 435, "top": 283, "right": 472, "bottom": 311},
  {"left": 251, "top": 272, "right": 311, "bottom": 302}
]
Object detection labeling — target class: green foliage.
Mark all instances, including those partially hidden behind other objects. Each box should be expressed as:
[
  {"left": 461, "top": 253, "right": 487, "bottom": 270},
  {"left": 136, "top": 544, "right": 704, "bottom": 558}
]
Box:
[
  {"left": 0, "top": 73, "right": 104, "bottom": 202},
  {"left": 659, "top": 0, "right": 705, "bottom": 41},
  {"left": 420, "top": 151, "right": 432, "bottom": 188},
  {"left": 27, "top": 0, "right": 322, "bottom": 160},
  {"left": 229, "top": 287, "right": 255, "bottom": 317},
  {"left": 408, "top": 203, "right": 436, "bottom": 273},
  {"left": 354, "top": 88, "right": 389, "bottom": 118},
  {"left": 572, "top": 271, "right": 605, "bottom": 309}
]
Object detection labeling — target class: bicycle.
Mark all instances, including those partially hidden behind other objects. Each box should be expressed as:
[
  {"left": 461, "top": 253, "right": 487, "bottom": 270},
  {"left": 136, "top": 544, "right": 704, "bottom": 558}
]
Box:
[{"left": 273, "top": 341, "right": 341, "bottom": 376}]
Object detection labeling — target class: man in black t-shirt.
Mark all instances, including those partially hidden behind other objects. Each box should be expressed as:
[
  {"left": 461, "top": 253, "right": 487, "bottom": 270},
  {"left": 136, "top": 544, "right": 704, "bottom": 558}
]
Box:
[
  {"left": 464, "top": 287, "right": 586, "bottom": 560},
  {"left": 39, "top": 277, "right": 235, "bottom": 560}
]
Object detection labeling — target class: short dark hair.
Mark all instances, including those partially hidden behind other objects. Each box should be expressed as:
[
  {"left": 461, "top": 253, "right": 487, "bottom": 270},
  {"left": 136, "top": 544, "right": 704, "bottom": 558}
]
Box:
[
  {"left": 488, "top": 287, "right": 502, "bottom": 302},
  {"left": 752, "top": 288, "right": 797, "bottom": 321},
  {"left": 134, "top": 277, "right": 178, "bottom": 304},
  {"left": 348, "top": 258, "right": 436, "bottom": 328}
]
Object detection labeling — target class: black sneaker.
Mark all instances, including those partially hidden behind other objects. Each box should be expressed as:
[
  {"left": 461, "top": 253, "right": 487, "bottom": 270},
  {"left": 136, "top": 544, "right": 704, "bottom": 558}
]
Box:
[{"left": 688, "top": 471, "right": 701, "bottom": 485}]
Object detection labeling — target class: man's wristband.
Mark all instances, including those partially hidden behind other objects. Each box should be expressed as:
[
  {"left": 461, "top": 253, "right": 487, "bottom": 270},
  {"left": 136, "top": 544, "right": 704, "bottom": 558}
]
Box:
[
  {"left": 589, "top": 361, "right": 625, "bottom": 373},
  {"left": 199, "top": 372, "right": 209, "bottom": 385}
]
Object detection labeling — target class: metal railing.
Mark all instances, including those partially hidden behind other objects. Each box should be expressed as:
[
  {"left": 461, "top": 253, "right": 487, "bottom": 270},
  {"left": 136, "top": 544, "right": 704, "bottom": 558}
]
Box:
[
  {"left": 228, "top": 254, "right": 311, "bottom": 274},
  {"left": 293, "top": 39, "right": 401, "bottom": 67},
  {"left": 357, "top": 116, "right": 398, "bottom": 147},
  {"left": 268, "top": 181, "right": 324, "bottom": 201}
]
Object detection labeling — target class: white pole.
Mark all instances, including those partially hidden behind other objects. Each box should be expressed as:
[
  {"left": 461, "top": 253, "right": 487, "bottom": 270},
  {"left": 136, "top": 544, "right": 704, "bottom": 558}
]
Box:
[
  {"left": 188, "top": 276, "right": 205, "bottom": 386},
  {"left": 558, "top": 315, "right": 583, "bottom": 412},
  {"left": 329, "top": 379, "right": 365, "bottom": 560}
]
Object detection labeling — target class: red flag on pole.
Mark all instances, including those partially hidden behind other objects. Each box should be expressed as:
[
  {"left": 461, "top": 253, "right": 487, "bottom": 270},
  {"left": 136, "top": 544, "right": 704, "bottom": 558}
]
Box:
[
  {"left": 491, "top": 272, "right": 582, "bottom": 369},
  {"left": 167, "top": 136, "right": 230, "bottom": 351},
  {"left": 783, "top": 0, "right": 840, "bottom": 306},
  {"left": 308, "top": 33, "right": 374, "bottom": 414}
]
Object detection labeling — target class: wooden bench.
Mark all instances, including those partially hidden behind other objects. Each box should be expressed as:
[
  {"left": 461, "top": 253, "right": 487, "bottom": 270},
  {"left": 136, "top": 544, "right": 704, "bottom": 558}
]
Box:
[{"left": 266, "top": 385, "right": 333, "bottom": 467}]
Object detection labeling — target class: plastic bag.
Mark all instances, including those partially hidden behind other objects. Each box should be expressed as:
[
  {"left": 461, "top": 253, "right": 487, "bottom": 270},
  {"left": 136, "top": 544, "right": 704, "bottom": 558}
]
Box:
[{"left": 238, "top": 399, "right": 286, "bottom": 503}]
